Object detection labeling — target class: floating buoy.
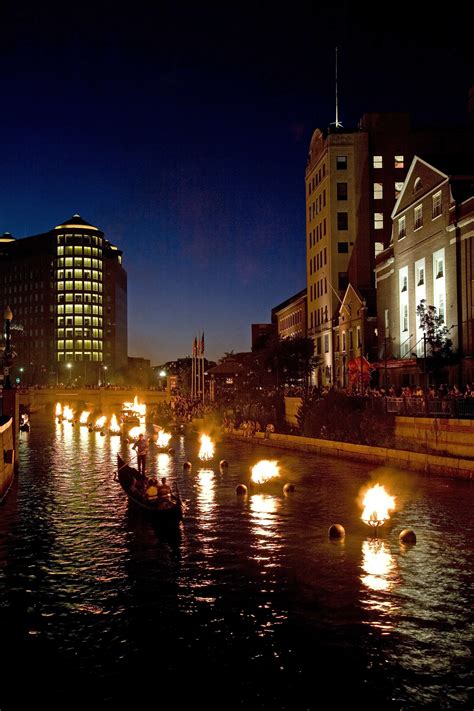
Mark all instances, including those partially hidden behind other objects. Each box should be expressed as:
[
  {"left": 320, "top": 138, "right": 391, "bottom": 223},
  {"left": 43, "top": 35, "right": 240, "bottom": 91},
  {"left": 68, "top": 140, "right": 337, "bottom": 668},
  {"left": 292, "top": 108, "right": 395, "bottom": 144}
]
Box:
[
  {"left": 235, "top": 484, "right": 248, "bottom": 496},
  {"left": 168, "top": 448, "right": 175, "bottom": 456},
  {"left": 283, "top": 483, "right": 295, "bottom": 493},
  {"left": 183, "top": 461, "right": 192, "bottom": 471},
  {"left": 399, "top": 529, "right": 416, "bottom": 545},
  {"left": 328, "top": 523, "right": 345, "bottom": 539},
  {"left": 220, "top": 459, "right": 229, "bottom": 468}
]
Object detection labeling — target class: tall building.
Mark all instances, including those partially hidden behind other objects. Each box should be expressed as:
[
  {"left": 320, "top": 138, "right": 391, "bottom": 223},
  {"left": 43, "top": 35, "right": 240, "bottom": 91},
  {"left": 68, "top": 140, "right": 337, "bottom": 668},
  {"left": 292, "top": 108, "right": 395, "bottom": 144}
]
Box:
[
  {"left": 305, "top": 110, "right": 474, "bottom": 387},
  {"left": 0, "top": 215, "right": 127, "bottom": 385}
]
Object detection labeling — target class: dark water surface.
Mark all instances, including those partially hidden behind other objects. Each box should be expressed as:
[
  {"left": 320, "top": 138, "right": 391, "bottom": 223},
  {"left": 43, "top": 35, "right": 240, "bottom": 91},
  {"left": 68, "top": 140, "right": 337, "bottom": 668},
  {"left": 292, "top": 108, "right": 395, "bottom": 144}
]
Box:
[{"left": 0, "top": 417, "right": 472, "bottom": 709}]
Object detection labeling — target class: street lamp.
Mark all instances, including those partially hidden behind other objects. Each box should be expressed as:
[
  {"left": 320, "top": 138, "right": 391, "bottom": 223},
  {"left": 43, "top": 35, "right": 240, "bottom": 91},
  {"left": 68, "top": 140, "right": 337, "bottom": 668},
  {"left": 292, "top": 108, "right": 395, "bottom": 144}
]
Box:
[
  {"left": 66, "top": 362, "right": 72, "bottom": 385},
  {"left": 3, "top": 305, "right": 13, "bottom": 389},
  {"left": 103, "top": 365, "right": 108, "bottom": 386}
]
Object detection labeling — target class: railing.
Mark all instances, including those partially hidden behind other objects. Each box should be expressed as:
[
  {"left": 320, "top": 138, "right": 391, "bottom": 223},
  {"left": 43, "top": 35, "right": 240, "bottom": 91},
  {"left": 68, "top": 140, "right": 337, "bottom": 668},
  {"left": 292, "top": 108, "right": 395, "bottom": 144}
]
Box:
[{"left": 380, "top": 396, "right": 474, "bottom": 418}]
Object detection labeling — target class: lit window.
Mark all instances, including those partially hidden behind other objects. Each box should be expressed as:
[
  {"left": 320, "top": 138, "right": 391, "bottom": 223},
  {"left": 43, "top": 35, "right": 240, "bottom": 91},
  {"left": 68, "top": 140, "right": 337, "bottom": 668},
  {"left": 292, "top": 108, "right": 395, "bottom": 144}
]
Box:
[
  {"left": 436, "top": 258, "right": 444, "bottom": 278},
  {"left": 402, "top": 304, "right": 408, "bottom": 331},
  {"left": 401, "top": 275, "right": 408, "bottom": 292},
  {"left": 373, "top": 182, "right": 383, "bottom": 199},
  {"left": 374, "top": 242, "right": 384, "bottom": 256},
  {"left": 336, "top": 155, "right": 347, "bottom": 170},
  {"left": 432, "top": 191, "right": 442, "bottom": 218},
  {"left": 398, "top": 216, "right": 406, "bottom": 238},
  {"left": 373, "top": 155, "right": 383, "bottom": 169},
  {"left": 374, "top": 212, "right": 384, "bottom": 230},
  {"left": 58, "top": 281, "right": 64, "bottom": 291},
  {"left": 57, "top": 340, "right": 64, "bottom": 350},
  {"left": 394, "top": 155, "right": 404, "bottom": 168},
  {"left": 395, "top": 181, "right": 404, "bottom": 198},
  {"left": 84, "top": 281, "right": 92, "bottom": 292},
  {"left": 414, "top": 205, "right": 423, "bottom": 229},
  {"left": 417, "top": 267, "right": 424, "bottom": 286}
]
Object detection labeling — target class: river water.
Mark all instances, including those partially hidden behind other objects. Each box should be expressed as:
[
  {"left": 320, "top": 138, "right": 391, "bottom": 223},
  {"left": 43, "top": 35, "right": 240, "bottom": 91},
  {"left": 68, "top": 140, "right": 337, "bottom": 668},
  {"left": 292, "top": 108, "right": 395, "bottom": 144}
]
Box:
[{"left": 0, "top": 417, "right": 472, "bottom": 709}]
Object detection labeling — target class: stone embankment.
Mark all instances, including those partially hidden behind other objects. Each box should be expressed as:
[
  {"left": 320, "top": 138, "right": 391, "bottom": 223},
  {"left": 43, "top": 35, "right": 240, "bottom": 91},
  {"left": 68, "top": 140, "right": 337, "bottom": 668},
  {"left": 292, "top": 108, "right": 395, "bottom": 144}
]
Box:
[{"left": 225, "top": 430, "right": 474, "bottom": 480}]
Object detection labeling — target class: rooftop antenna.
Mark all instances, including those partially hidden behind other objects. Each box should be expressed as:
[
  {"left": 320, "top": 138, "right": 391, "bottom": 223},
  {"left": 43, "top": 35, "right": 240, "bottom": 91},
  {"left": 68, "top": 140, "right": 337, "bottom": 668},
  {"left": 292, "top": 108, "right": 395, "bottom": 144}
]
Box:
[{"left": 332, "top": 46, "right": 343, "bottom": 129}]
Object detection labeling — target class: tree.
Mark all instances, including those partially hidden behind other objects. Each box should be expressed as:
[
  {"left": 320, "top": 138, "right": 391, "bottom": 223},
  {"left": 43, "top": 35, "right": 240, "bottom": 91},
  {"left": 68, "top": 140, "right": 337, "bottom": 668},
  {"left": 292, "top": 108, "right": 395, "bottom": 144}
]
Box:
[{"left": 416, "top": 300, "right": 455, "bottom": 385}]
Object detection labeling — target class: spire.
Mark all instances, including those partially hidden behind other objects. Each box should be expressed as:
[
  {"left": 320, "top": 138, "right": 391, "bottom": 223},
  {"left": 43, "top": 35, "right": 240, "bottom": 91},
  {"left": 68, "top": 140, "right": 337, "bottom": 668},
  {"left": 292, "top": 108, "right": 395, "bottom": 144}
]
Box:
[{"left": 332, "top": 47, "right": 343, "bottom": 130}]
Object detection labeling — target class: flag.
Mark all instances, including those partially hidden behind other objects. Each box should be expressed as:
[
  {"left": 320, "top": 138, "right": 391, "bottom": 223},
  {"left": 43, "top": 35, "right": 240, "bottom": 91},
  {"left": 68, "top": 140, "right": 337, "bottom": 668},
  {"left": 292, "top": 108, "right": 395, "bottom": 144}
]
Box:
[{"left": 201, "top": 332, "right": 205, "bottom": 355}]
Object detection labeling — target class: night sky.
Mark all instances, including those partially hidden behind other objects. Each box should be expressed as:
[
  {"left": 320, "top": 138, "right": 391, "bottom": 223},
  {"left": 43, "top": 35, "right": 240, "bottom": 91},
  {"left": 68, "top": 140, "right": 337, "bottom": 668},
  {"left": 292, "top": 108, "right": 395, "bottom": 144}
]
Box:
[{"left": 1, "top": 3, "right": 472, "bottom": 363}]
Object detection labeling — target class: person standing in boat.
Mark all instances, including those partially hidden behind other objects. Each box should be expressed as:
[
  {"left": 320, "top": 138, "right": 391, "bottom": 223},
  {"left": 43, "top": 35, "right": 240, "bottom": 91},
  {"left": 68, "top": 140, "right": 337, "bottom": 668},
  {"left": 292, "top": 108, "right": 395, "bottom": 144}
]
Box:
[{"left": 132, "top": 433, "right": 149, "bottom": 475}]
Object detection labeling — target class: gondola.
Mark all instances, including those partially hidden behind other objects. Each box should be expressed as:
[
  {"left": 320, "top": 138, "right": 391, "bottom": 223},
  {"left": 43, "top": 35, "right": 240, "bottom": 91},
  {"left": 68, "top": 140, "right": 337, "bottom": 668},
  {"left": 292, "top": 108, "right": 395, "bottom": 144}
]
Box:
[{"left": 115, "top": 455, "right": 183, "bottom": 522}]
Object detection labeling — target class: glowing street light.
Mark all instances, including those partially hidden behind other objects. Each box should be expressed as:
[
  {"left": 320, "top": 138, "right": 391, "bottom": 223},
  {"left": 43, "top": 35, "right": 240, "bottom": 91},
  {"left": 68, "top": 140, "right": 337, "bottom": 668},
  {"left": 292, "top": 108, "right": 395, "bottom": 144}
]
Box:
[{"left": 66, "top": 362, "right": 72, "bottom": 384}]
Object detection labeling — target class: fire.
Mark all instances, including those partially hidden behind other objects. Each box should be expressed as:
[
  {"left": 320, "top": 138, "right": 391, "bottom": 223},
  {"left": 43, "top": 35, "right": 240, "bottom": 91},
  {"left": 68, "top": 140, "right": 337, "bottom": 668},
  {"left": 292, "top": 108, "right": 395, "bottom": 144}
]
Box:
[
  {"left": 361, "top": 484, "right": 395, "bottom": 528},
  {"left": 95, "top": 415, "right": 106, "bottom": 429},
  {"left": 128, "top": 425, "right": 145, "bottom": 440},
  {"left": 199, "top": 434, "right": 215, "bottom": 461},
  {"left": 109, "top": 414, "right": 121, "bottom": 433},
  {"left": 62, "top": 405, "right": 74, "bottom": 422},
  {"left": 122, "top": 395, "right": 147, "bottom": 418},
  {"left": 157, "top": 430, "right": 172, "bottom": 448},
  {"left": 55, "top": 402, "right": 62, "bottom": 418},
  {"left": 79, "top": 411, "right": 90, "bottom": 424},
  {"left": 251, "top": 460, "right": 280, "bottom": 484}
]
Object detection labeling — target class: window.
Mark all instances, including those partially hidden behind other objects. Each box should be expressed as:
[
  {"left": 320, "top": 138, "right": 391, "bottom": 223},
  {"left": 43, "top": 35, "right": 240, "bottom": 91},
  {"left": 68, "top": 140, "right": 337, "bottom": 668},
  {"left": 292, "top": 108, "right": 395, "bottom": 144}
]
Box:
[
  {"left": 401, "top": 275, "right": 408, "bottom": 292},
  {"left": 337, "top": 182, "right": 348, "bottom": 200},
  {"left": 336, "top": 155, "right": 347, "bottom": 170},
  {"left": 342, "top": 331, "right": 346, "bottom": 351},
  {"left": 324, "top": 335, "right": 329, "bottom": 353},
  {"left": 417, "top": 266, "right": 424, "bottom": 286},
  {"left": 432, "top": 191, "right": 442, "bottom": 219},
  {"left": 402, "top": 304, "right": 408, "bottom": 332},
  {"left": 357, "top": 326, "right": 361, "bottom": 348},
  {"left": 435, "top": 257, "right": 444, "bottom": 278},
  {"left": 338, "top": 242, "right": 349, "bottom": 253},
  {"left": 373, "top": 182, "right": 383, "bottom": 199},
  {"left": 414, "top": 205, "right": 423, "bottom": 229},
  {"left": 374, "top": 212, "right": 384, "bottom": 230},
  {"left": 374, "top": 242, "right": 384, "bottom": 256},
  {"left": 395, "top": 181, "right": 404, "bottom": 198},
  {"left": 373, "top": 155, "right": 383, "bottom": 169},
  {"left": 337, "top": 212, "right": 348, "bottom": 230},
  {"left": 394, "top": 155, "right": 404, "bottom": 169},
  {"left": 398, "top": 215, "right": 406, "bottom": 239},
  {"left": 414, "top": 177, "right": 423, "bottom": 193},
  {"left": 338, "top": 272, "right": 348, "bottom": 290}
]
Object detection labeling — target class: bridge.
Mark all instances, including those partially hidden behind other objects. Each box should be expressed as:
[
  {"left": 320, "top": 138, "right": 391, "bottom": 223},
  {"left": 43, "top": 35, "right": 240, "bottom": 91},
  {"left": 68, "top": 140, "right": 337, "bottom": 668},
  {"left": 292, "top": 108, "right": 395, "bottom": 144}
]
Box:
[{"left": 19, "top": 387, "right": 171, "bottom": 415}]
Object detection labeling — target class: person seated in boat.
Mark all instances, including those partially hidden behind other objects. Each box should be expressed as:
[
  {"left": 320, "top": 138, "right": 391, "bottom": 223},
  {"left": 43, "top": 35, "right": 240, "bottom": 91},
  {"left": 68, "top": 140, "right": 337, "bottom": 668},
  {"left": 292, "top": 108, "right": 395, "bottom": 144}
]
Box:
[
  {"left": 157, "top": 477, "right": 172, "bottom": 500},
  {"left": 144, "top": 476, "right": 159, "bottom": 501}
]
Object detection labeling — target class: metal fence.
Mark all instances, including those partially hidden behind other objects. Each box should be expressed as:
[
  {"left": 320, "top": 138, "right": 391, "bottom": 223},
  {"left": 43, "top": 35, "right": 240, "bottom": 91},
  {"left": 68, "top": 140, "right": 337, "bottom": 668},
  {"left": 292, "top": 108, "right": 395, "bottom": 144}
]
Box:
[{"left": 379, "top": 396, "right": 474, "bottom": 418}]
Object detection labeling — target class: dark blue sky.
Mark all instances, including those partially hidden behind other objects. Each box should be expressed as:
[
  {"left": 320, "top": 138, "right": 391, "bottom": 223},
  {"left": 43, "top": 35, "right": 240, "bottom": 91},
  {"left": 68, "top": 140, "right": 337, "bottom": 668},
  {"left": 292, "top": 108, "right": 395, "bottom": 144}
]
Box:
[{"left": 1, "top": 2, "right": 472, "bottom": 362}]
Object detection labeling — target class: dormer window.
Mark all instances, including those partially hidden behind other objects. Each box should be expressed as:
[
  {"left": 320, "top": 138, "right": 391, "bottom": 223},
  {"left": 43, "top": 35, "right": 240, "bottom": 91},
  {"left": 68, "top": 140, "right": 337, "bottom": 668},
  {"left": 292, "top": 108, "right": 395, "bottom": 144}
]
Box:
[{"left": 413, "top": 177, "right": 423, "bottom": 193}]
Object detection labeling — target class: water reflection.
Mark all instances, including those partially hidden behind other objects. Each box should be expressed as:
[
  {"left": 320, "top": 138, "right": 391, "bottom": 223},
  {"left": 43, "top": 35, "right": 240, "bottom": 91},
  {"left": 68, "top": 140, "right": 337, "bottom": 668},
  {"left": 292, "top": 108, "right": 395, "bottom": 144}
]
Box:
[{"left": 360, "top": 538, "right": 399, "bottom": 632}]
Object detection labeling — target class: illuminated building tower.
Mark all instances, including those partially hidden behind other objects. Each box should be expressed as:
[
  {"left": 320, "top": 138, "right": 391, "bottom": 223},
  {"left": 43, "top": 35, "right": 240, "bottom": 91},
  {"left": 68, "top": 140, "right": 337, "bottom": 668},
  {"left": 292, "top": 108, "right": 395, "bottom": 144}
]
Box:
[{"left": 0, "top": 215, "right": 127, "bottom": 385}]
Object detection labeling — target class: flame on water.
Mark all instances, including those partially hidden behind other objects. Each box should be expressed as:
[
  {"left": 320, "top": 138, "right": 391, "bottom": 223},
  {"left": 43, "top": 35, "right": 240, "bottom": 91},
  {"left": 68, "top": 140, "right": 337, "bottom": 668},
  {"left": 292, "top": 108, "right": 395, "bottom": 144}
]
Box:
[
  {"left": 361, "top": 484, "right": 396, "bottom": 527},
  {"left": 198, "top": 434, "right": 215, "bottom": 461},
  {"left": 128, "top": 425, "right": 145, "bottom": 440},
  {"left": 79, "top": 411, "right": 90, "bottom": 424},
  {"left": 361, "top": 539, "right": 397, "bottom": 594},
  {"left": 95, "top": 415, "right": 106, "bottom": 429},
  {"left": 62, "top": 405, "right": 74, "bottom": 422},
  {"left": 157, "top": 431, "right": 172, "bottom": 448},
  {"left": 109, "top": 414, "right": 121, "bottom": 433},
  {"left": 55, "top": 402, "right": 62, "bottom": 417},
  {"left": 122, "top": 395, "right": 147, "bottom": 418},
  {"left": 251, "top": 460, "right": 280, "bottom": 484}
]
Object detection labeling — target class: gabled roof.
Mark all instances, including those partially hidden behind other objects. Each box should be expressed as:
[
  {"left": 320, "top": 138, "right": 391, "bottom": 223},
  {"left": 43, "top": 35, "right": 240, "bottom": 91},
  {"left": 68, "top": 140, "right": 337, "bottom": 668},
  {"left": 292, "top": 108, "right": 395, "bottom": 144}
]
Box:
[
  {"left": 391, "top": 156, "right": 448, "bottom": 219},
  {"left": 54, "top": 214, "right": 100, "bottom": 231}
]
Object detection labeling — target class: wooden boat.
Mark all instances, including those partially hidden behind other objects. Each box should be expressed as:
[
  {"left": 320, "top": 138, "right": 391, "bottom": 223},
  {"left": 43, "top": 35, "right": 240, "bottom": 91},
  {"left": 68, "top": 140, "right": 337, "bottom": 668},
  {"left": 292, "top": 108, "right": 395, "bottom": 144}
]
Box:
[{"left": 116, "top": 455, "right": 183, "bottom": 522}]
